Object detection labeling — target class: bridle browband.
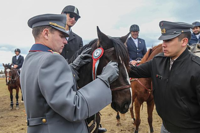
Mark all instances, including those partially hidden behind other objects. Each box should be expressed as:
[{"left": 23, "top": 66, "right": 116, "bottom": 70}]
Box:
[{"left": 92, "top": 47, "right": 130, "bottom": 91}]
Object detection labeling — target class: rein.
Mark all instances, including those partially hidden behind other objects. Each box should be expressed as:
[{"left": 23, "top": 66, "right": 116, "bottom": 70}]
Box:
[{"left": 132, "top": 78, "right": 152, "bottom": 94}]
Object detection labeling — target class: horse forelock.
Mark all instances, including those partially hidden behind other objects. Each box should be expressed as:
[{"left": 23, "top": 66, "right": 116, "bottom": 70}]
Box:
[{"left": 110, "top": 37, "right": 129, "bottom": 69}]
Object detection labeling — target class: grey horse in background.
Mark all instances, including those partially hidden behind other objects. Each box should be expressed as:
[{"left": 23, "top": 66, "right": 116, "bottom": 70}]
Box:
[{"left": 188, "top": 43, "right": 200, "bottom": 57}]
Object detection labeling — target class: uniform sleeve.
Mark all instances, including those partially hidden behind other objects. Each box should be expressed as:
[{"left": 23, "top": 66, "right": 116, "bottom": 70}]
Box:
[
  {"left": 38, "top": 54, "right": 111, "bottom": 122},
  {"left": 79, "top": 37, "right": 83, "bottom": 48},
  {"left": 129, "top": 59, "right": 152, "bottom": 78}
]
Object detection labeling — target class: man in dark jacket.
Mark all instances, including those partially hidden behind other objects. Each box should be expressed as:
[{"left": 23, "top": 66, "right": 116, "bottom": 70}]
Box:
[
  {"left": 127, "top": 24, "right": 147, "bottom": 66},
  {"left": 12, "top": 48, "right": 24, "bottom": 69},
  {"left": 189, "top": 21, "right": 200, "bottom": 45},
  {"left": 61, "top": 5, "right": 83, "bottom": 60},
  {"left": 129, "top": 21, "right": 200, "bottom": 133}
]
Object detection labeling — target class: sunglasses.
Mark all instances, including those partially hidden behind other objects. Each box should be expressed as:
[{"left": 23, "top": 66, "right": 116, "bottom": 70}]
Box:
[{"left": 69, "top": 13, "right": 79, "bottom": 21}]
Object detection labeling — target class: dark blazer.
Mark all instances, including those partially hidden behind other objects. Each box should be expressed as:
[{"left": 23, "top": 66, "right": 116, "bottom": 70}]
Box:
[
  {"left": 12, "top": 55, "right": 24, "bottom": 69},
  {"left": 61, "top": 31, "right": 83, "bottom": 60},
  {"left": 189, "top": 33, "right": 200, "bottom": 45},
  {"left": 126, "top": 37, "right": 147, "bottom": 61}
]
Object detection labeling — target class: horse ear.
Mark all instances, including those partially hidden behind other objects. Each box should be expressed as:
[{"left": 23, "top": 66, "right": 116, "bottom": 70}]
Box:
[
  {"left": 2, "top": 63, "right": 4, "bottom": 67},
  {"left": 97, "top": 26, "right": 112, "bottom": 49},
  {"left": 120, "top": 32, "right": 130, "bottom": 43}
]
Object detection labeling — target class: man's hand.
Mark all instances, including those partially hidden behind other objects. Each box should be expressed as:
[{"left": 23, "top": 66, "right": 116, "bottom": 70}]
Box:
[
  {"left": 70, "top": 48, "right": 92, "bottom": 71},
  {"left": 13, "top": 65, "right": 18, "bottom": 68}
]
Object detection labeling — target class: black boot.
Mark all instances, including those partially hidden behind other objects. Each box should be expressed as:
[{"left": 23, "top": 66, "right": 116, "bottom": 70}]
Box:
[{"left": 98, "top": 124, "right": 107, "bottom": 133}]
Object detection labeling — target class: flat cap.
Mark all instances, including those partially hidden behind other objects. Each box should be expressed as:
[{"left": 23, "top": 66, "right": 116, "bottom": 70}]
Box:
[
  {"left": 192, "top": 21, "right": 200, "bottom": 28},
  {"left": 28, "top": 14, "right": 69, "bottom": 37},
  {"left": 61, "top": 5, "right": 80, "bottom": 18},
  {"left": 158, "top": 21, "right": 193, "bottom": 40}
]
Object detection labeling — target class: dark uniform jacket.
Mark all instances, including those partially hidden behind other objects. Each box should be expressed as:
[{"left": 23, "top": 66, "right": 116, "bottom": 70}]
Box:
[
  {"left": 21, "top": 44, "right": 112, "bottom": 133},
  {"left": 129, "top": 49, "right": 200, "bottom": 133},
  {"left": 61, "top": 31, "right": 83, "bottom": 60},
  {"left": 127, "top": 37, "right": 147, "bottom": 61},
  {"left": 189, "top": 33, "right": 200, "bottom": 45},
  {"left": 12, "top": 55, "right": 24, "bottom": 69}
]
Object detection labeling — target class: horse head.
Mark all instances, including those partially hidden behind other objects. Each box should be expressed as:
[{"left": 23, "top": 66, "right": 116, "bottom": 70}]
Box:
[
  {"left": 73, "top": 27, "right": 131, "bottom": 114},
  {"left": 3, "top": 63, "right": 12, "bottom": 85},
  {"left": 2, "top": 63, "right": 18, "bottom": 85}
]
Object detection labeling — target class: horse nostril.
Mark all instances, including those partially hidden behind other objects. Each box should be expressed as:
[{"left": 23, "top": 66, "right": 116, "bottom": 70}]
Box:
[{"left": 124, "top": 104, "right": 129, "bottom": 109}]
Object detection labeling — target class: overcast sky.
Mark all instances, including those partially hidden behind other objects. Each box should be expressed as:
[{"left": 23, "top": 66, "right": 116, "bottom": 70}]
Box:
[{"left": 0, "top": 0, "right": 200, "bottom": 70}]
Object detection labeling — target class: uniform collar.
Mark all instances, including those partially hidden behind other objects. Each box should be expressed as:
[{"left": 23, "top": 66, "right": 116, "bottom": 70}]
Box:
[{"left": 29, "top": 44, "right": 52, "bottom": 52}]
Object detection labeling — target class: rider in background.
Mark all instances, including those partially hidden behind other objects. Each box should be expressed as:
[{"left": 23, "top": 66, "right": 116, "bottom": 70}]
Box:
[
  {"left": 60, "top": 5, "right": 83, "bottom": 61},
  {"left": 189, "top": 21, "right": 200, "bottom": 45},
  {"left": 126, "top": 24, "right": 147, "bottom": 66},
  {"left": 12, "top": 48, "right": 24, "bottom": 70}
]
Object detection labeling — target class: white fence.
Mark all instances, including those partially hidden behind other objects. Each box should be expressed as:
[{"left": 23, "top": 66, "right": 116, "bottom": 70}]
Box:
[{"left": 0, "top": 74, "right": 5, "bottom": 78}]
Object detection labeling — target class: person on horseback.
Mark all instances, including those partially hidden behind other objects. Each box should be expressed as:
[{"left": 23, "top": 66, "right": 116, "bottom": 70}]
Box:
[
  {"left": 127, "top": 24, "right": 147, "bottom": 66},
  {"left": 189, "top": 21, "right": 200, "bottom": 45},
  {"left": 129, "top": 21, "right": 200, "bottom": 133},
  {"left": 60, "top": 5, "right": 83, "bottom": 61},
  {"left": 12, "top": 48, "right": 24, "bottom": 75},
  {"left": 12, "top": 48, "right": 24, "bottom": 69},
  {"left": 21, "top": 13, "right": 119, "bottom": 133}
]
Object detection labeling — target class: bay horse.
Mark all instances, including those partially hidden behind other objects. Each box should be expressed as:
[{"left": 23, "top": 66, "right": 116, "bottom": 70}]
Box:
[
  {"left": 2, "top": 63, "right": 22, "bottom": 110},
  {"left": 130, "top": 44, "right": 162, "bottom": 133},
  {"left": 69, "top": 27, "right": 132, "bottom": 133}
]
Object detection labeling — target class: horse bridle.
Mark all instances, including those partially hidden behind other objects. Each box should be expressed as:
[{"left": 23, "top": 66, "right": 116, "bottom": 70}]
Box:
[
  {"left": 92, "top": 47, "right": 131, "bottom": 91},
  {"left": 5, "top": 68, "right": 18, "bottom": 84}
]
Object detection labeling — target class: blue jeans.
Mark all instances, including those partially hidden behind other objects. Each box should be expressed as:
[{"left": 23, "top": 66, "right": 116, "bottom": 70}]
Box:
[{"left": 161, "top": 124, "right": 171, "bottom": 133}]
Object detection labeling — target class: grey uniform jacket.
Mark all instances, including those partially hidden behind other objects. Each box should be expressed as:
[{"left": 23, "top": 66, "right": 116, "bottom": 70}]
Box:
[{"left": 20, "top": 47, "right": 111, "bottom": 133}]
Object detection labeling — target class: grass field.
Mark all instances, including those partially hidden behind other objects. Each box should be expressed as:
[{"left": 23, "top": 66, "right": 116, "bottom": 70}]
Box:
[
  {"left": 0, "top": 78, "right": 27, "bottom": 133},
  {"left": 0, "top": 78, "right": 162, "bottom": 133}
]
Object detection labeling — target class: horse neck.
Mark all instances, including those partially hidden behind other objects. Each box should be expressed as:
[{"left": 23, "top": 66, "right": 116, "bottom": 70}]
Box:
[{"left": 140, "top": 44, "right": 162, "bottom": 63}]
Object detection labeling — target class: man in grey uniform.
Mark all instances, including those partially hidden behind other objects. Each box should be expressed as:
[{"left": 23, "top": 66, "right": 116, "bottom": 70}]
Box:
[{"left": 21, "top": 13, "right": 119, "bottom": 133}]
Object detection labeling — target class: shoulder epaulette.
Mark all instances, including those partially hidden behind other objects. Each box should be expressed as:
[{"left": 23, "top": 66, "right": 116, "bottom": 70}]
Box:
[{"left": 192, "top": 56, "right": 200, "bottom": 66}]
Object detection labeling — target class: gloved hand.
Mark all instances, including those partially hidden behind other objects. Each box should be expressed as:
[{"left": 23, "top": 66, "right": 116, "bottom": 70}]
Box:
[
  {"left": 70, "top": 48, "right": 92, "bottom": 71},
  {"left": 97, "top": 61, "right": 119, "bottom": 87}
]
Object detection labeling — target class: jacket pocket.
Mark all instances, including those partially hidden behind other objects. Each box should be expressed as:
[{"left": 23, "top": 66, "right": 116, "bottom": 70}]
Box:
[{"left": 179, "top": 97, "right": 191, "bottom": 117}]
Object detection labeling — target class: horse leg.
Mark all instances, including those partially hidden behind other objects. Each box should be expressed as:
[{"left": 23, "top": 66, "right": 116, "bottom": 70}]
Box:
[
  {"left": 116, "top": 111, "right": 121, "bottom": 126},
  {"left": 147, "top": 99, "right": 154, "bottom": 133},
  {"left": 16, "top": 88, "right": 19, "bottom": 110},
  {"left": 130, "top": 98, "right": 135, "bottom": 123},
  {"left": 134, "top": 98, "right": 141, "bottom": 133},
  {"left": 9, "top": 88, "right": 13, "bottom": 110}
]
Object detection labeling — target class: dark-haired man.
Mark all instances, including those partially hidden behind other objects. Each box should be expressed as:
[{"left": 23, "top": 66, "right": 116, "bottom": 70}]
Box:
[
  {"left": 129, "top": 21, "right": 200, "bottom": 133},
  {"left": 61, "top": 5, "right": 83, "bottom": 60}
]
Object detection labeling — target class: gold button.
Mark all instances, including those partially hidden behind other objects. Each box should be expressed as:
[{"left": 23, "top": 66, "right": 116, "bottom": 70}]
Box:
[
  {"left": 26, "top": 120, "right": 27, "bottom": 123},
  {"left": 42, "top": 118, "right": 46, "bottom": 123},
  {"left": 74, "top": 75, "right": 75, "bottom": 77}
]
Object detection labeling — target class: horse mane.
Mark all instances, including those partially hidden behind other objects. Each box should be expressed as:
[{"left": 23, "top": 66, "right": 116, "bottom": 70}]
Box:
[{"left": 140, "top": 44, "right": 162, "bottom": 64}]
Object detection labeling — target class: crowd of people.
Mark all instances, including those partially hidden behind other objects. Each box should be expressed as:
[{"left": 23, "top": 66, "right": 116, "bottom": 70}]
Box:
[{"left": 9, "top": 4, "right": 200, "bottom": 133}]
